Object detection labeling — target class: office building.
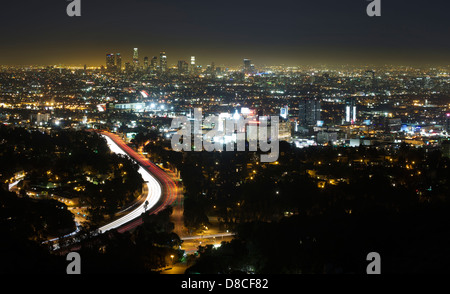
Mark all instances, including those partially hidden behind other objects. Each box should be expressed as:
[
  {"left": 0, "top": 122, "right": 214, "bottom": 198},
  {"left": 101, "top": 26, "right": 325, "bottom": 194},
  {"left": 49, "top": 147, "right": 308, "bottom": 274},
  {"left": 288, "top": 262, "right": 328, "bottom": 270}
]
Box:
[
  {"left": 115, "top": 53, "right": 122, "bottom": 71},
  {"left": 36, "top": 113, "right": 50, "bottom": 125},
  {"left": 160, "top": 51, "right": 167, "bottom": 72},
  {"left": 298, "top": 98, "right": 321, "bottom": 127},
  {"left": 150, "top": 56, "right": 158, "bottom": 71},
  {"left": 106, "top": 53, "right": 115, "bottom": 71},
  {"left": 280, "top": 106, "right": 288, "bottom": 120},
  {"left": 243, "top": 58, "right": 251, "bottom": 74},
  {"left": 345, "top": 97, "right": 357, "bottom": 124},
  {"left": 278, "top": 120, "right": 292, "bottom": 142},
  {"left": 190, "top": 56, "right": 196, "bottom": 74},
  {"left": 143, "top": 56, "right": 149, "bottom": 70},
  {"left": 133, "top": 48, "right": 139, "bottom": 69}
]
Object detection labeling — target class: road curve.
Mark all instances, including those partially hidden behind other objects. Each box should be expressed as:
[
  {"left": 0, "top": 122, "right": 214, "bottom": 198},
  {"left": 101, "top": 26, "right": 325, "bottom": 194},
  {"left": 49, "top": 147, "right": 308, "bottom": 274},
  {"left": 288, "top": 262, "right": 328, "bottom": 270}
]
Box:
[{"left": 98, "top": 131, "right": 178, "bottom": 234}]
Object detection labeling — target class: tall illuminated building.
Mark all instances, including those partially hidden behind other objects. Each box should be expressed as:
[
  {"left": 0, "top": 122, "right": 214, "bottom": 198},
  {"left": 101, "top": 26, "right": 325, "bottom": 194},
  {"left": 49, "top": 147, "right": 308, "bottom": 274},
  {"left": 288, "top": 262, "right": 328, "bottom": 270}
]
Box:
[
  {"left": 280, "top": 106, "right": 288, "bottom": 120},
  {"left": 115, "top": 53, "right": 122, "bottom": 71},
  {"left": 345, "top": 97, "right": 357, "bottom": 124},
  {"left": 150, "top": 56, "right": 158, "bottom": 71},
  {"left": 133, "top": 48, "right": 139, "bottom": 69},
  {"left": 160, "top": 51, "right": 167, "bottom": 72},
  {"left": 243, "top": 58, "right": 251, "bottom": 74},
  {"left": 106, "top": 53, "right": 115, "bottom": 71},
  {"left": 190, "top": 56, "right": 196, "bottom": 74}
]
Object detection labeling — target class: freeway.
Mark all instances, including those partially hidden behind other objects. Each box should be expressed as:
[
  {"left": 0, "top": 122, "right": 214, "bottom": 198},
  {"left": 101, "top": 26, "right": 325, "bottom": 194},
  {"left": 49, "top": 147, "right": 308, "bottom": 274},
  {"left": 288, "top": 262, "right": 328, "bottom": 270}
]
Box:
[
  {"left": 97, "top": 131, "right": 178, "bottom": 233},
  {"left": 180, "top": 232, "right": 235, "bottom": 240}
]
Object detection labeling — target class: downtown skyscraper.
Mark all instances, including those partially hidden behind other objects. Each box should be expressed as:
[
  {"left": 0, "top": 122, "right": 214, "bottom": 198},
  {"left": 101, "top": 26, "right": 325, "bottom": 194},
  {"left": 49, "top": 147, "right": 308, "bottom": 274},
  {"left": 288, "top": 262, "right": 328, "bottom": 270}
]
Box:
[
  {"left": 150, "top": 56, "right": 158, "bottom": 71},
  {"left": 190, "top": 56, "right": 196, "bottom": 74},
  {"left": 133, "top": 48, "right": 139, "bottom": 69},
  {"left": 160, "top": 51, "right": 167, "bottom": 72},
  {"left": 106, "top": 53, "right": 115, "bottom": 71},
  {"left": 243, "top": 58, "right": 251, "bottom": 74},
  {"left": 106, "top": 52, "right": 121, "bottom": 72},
  {"left": 115, "top": 53, "right": 122, "bottom": 71}
]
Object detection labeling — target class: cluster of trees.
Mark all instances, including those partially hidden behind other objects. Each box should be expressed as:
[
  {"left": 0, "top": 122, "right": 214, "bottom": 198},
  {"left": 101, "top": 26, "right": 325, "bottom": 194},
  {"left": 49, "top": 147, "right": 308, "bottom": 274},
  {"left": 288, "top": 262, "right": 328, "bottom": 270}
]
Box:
[
  {"left": 186, "top": 143, "right": 450, "bottom": 273},
  {"left": 0, "top": 183, "right": 182, "bottom": 273},
  {"left": 0, "top": 126, "right": 109, "bottom": 178},
  {"left": 188, "top": 202, "right": 450, "bottom": 274},
  {"left": 0, "top": 126, "right": 144, "bottom": 227},
  {"left": 78, "top": 152, "right": 144, "bottom": 226},
  {"left": 0, "top": 188, "right": 74, "bottom": 273},
  {"left": 136, "top": 130, "right": 450, "bottom": 273},
  {"left": 0, "top": 188, "right": 75, "bottom": 242},
  {"left": 75, "top": 207, "right": 183, "bottom": 273}
]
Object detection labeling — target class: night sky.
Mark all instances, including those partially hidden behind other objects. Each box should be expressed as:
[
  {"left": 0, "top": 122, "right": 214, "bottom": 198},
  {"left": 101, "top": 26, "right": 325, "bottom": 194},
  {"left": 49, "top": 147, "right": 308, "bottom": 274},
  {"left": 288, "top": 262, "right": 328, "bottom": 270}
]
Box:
[{"left": 0, "top": 0, "right": 449, "bottom": 66}]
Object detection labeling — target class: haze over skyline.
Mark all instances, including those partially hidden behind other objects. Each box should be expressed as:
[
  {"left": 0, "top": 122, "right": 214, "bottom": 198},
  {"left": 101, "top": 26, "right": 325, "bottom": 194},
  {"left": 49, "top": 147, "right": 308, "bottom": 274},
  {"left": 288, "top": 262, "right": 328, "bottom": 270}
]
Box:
[{"left": 1, "top": 0, "right": 449, "bottom": 66}]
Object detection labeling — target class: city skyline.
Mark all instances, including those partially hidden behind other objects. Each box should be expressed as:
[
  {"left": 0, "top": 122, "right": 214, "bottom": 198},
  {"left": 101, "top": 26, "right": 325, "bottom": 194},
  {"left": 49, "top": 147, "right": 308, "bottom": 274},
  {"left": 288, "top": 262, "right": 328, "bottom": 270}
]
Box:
[
  {"left": 0, "top": 0, "right": 449, "bottom": 66},
  {"left": 1, "top": 0, "right": 450, "bottom": 277},
  {"left": 1, "top": 59, "right": 449, "bottom": 275}
]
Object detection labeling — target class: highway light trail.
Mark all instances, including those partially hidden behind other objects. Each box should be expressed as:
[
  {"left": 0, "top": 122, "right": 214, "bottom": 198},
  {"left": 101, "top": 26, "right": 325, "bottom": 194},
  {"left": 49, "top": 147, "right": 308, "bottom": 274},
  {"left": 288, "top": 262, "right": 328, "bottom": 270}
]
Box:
[{"left": 98, "top": 132, "right": 177, "bottom": 233}]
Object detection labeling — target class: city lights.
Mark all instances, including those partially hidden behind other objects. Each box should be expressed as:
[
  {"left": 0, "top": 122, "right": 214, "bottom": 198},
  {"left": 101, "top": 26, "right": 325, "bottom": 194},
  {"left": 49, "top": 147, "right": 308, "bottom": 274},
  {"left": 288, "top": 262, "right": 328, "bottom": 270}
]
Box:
[{"left": 0, "top": 0, "right": 449, "bottom": 279}]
